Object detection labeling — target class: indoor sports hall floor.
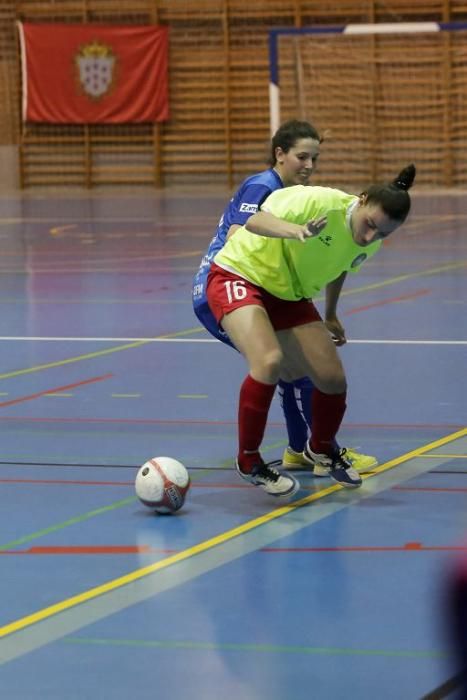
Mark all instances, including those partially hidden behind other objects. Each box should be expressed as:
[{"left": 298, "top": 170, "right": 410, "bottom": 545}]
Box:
[{"left": 0, "top": 189, "right": 466, "bottom": 700}]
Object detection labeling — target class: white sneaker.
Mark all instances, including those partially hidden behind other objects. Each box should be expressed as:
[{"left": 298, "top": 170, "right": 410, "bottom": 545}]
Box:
[
  {"left": 236, "top": 459, "right": 299, "bottom": 498},
  {"left": 302, "top": 445, "right": 362, "bottom": 488}
]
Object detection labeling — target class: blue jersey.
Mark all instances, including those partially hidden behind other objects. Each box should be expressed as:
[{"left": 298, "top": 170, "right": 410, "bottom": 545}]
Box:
[{"left": 192, "top": 168, "right": 283, "bottom": 344}]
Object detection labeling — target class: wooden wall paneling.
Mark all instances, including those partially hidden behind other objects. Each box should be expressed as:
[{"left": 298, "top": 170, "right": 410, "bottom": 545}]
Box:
[
  {"left": 451, "top": 35, "right": 467, "bottom": 185},
  {"left": 158, "top": 3, "right": 229, "bottom": 185},
  {"left": 1, "top": 0, "right": 466, "bottom": 188}
]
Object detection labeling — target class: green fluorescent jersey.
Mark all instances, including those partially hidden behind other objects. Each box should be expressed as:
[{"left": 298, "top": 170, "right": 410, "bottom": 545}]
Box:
[{"left": 214, "top": 185, "right": 382, "bottom": 300}]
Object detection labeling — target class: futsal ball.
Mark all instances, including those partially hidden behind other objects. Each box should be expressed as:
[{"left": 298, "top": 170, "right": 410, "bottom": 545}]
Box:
[{"left": 135, "top": 456, "right": 190, "bottom": 514}]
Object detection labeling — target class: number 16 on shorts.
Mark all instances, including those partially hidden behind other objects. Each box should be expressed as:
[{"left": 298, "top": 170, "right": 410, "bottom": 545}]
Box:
[{"left": 224, "top": 279, "right": 247, "bottom": 303}]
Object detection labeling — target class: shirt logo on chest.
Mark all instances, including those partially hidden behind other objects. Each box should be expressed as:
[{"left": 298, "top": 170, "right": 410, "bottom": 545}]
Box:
[
  {"left": 318, "top": 234, "right": 332, "bottom": 247},
  {"left": 239, "top": 202, "right": 258, "bottom": 214},
  {"left": 351, "top": 253, "right": 368, "bottom": 268}
]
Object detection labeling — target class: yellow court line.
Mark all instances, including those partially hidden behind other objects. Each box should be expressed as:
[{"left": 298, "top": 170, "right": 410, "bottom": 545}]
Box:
[
  {"left": 1, "top": 258, "right": 466, "bottom": 380},
  {"left": 18, "top": 250, "right": 203, "bottom": 267},
  {"left": 415, "top": 453, "right": 467, "bottom": 459},
  {"left": 300, "top": 260, "right": 467, "bottom": 305},
  {"left": 336, "top": 260, "right": 467, "bottom": 299},
  {"left": 178, "top": 394, "right": 209, "bottom": 399},
  {"left": 0, "top": 327, "right": 203, "bottom": 381},
  {"left": 111, "top": 394, "right": 141, "bottom": 398},
  {"left": 44, "top": 394, "right": 73, "bottom": 398},
  {"left": 1, "top": 426, "right": 466, "bottom": 639},
  {"left": 53, "top": 250, "right": 205, "bottom": 264}
]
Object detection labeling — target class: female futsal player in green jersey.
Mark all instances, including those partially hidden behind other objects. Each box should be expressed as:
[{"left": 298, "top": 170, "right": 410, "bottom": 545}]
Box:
[
  {"left": 206, "top": 164, "right": 416, "bottom": 497},
  {"left": 193, "top": 119, "right": 376, "bottom": 475}
]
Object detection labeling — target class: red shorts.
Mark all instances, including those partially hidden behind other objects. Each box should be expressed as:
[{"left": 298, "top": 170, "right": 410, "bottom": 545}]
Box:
[{"left": 206, "top": 263, "right": 321, "bottom": 331}]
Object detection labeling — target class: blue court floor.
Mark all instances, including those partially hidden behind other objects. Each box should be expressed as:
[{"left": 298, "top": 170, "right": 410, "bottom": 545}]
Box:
[{"left": 0, "top": 190, "right": 466, "bottom": 699}]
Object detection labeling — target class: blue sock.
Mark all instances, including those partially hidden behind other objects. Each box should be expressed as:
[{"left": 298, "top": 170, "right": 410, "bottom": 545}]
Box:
[
  {"left": 293, "top": 376, "right": 313, "bottom": 430},
  {"left": 277, "top": 379, "right": 309, "bottom": 452},
  {"left": 278, "top": 377, "right": 340, "bottom": 453}
]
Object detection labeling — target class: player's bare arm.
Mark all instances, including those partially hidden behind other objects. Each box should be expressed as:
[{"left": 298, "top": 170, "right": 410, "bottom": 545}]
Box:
[
  {"left": 245, "top": 210, "right": 326, "bottom": 242},
  {"left": 325, "top": 272, "right": 347, "bottom": 346}
]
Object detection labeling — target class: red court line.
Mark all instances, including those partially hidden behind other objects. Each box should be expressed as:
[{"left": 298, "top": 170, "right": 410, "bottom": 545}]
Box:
[
  {"left": 10, "top": 478, "right": 467, "bottom": 493},
  {"left": 6, "top": 479, "right": 467, "bottom": 493},
  {"left": 0, "top": 545, "right": 175, "bottom": 555},
  {"left": 30, "top": 545, "right": 154, "bottom": 554},
  {"left": 0, "top": 478, "right": 133, "bottom": 486},
  {"left": 3, "top": 543, "right": 466, "bottom": 556},
  {"left": 0, "top": 374, "right": 113, "bottom": 408},
  {"left": 343, "top": 289, "right": 430, "bottom": 316},
  {"left": 0, "top": 415, "right": 463, "bottom": 429},
  {"left": 261, "top": 543, "right": 467, "bottom": 552},
  {"left": 0, "top": 416, "right": 249, "bottom": 425},
  {"left": 0, "top": 477, "right": 250, "bottom": 489}
]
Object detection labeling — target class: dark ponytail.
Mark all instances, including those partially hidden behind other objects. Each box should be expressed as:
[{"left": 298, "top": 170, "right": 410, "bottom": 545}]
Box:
[
  {"left": 393, "top": 164, "right": 416, "bottom": 191},
  {"left": 364, "top": 164, "right": 416, "bottom": 222}
]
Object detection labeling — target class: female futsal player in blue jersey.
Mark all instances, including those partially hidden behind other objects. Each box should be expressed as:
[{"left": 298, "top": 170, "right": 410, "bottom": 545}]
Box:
[
  {"left": 193, "top": 120, "right": 376, "bottom": 478},
  {"left": 206, "top": 164, "right": 416, "bottom": 497}
]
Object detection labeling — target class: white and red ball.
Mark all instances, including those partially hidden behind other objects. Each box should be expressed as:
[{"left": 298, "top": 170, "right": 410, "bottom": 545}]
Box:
[{"left": 135, "top": 456, "right": 190, "bottom": 514}]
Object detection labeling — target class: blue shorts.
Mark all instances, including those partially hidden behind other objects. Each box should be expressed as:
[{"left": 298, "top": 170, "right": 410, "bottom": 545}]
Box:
[{"left": 192, "top": 298, "right": 236, "bottom": 350}]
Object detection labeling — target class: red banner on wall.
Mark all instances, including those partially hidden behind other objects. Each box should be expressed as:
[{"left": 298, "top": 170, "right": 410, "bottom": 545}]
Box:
[{"left": 18, "top": 23, "right": 169, "bottom": 124}]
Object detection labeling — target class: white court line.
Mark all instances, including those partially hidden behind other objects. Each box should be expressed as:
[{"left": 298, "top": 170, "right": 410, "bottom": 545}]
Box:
[{"left": 0, "top": 337, "right": 465, "bottom": 345}]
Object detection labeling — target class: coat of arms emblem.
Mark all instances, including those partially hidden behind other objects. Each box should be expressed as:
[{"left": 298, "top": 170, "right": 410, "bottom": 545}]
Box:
[{"left": 75, "top": 40, "right": 116, "bottom": 99}]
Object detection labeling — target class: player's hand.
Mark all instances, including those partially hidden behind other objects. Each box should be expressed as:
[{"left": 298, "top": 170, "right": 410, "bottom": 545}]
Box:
[
  {"left": 306, "top": 216, "right": 327, "bottom": 237},
  {"left": 325, "top": 317, "right": 346, "bottom": 346},
  {"left": 294, "top": 216, "right": 327, "bottom": 242}
]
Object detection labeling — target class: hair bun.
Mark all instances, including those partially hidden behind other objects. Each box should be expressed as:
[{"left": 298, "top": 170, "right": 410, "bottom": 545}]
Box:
[{"left": 393, "top": 164, "right": 416, "bottom": 191}]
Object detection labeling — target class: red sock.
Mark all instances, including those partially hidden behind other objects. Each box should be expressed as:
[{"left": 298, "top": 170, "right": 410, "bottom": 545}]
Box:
[
  {"left": 238, "top": 375, "right": 276, "bottom": 473},
  {"left": 310, "top": 389, "right": 347, "bottom": 456}
]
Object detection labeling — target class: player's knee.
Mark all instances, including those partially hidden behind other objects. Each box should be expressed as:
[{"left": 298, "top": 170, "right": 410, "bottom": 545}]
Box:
[
  {"left": 315, "top": 368, "right": 347, "bottom": 394},
  {"left": 252, "top": 348, "right": 283, "bottom": 383}
]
